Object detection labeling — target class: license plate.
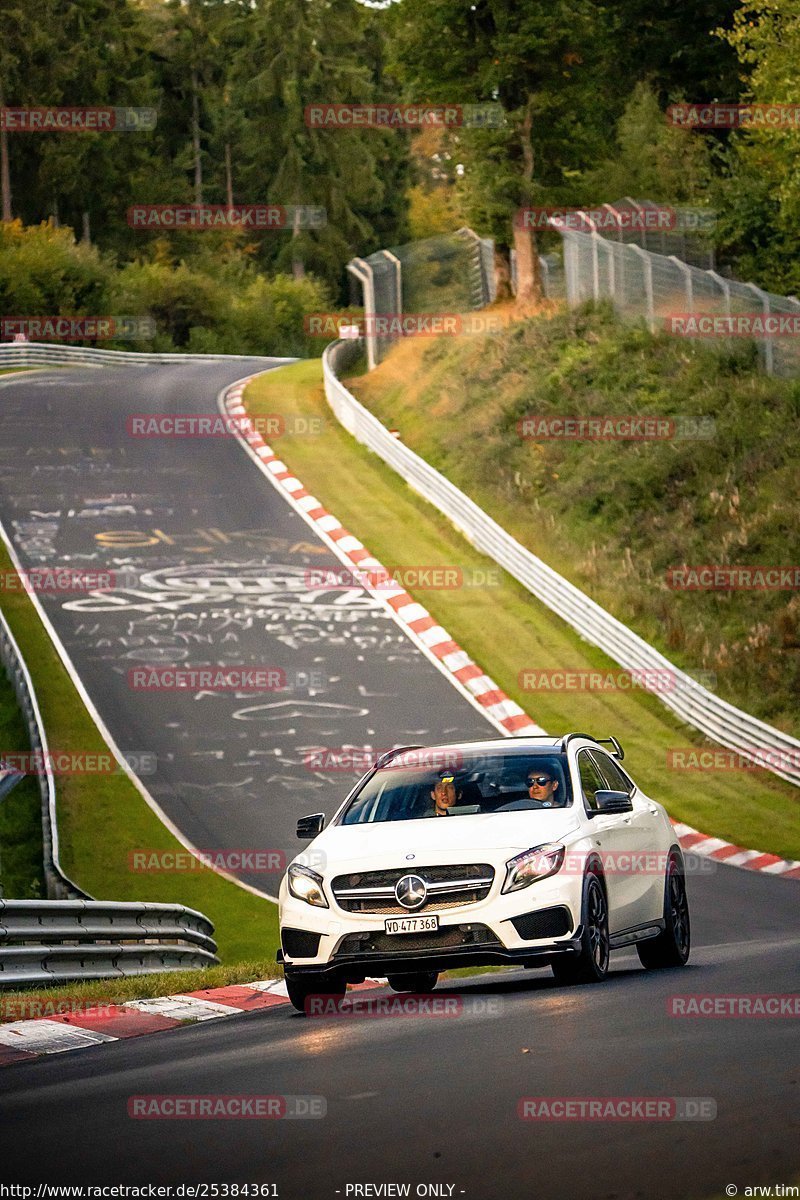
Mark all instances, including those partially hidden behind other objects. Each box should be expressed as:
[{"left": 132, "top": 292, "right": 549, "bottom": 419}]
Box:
[{"left": 384, "top": 915, "right": 439, "bottom": 935}]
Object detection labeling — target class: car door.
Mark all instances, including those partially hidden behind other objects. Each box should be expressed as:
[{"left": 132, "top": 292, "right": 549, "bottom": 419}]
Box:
[
  {"left": 576, "top": 749, "right": 634, "bottom": 934},
  {"left": 592, "top": 750, "right": 664, "bottom": 925}
]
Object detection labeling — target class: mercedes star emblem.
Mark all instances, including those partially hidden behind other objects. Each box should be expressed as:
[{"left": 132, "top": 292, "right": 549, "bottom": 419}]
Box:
[{"left": 395, "top": 874, "right": 427, "bottom": 910}]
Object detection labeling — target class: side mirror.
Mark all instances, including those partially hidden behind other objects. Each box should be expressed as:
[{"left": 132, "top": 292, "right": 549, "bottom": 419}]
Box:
[
  {"left": 296, "top": 812, "right": 325, "bottom": 839},
  {"left": 593, "top": 789, "right": 633, "bottom": 815}
]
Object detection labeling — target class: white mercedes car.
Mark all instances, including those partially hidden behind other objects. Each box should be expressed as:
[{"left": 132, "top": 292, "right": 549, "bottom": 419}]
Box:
[{"left": 278, "top": 734, "right": 691, "bottom": 1011}]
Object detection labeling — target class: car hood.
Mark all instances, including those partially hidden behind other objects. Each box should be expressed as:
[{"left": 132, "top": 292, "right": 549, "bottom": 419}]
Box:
[{"left": 294, "top": 809, "right": 581, "bottom": 870}]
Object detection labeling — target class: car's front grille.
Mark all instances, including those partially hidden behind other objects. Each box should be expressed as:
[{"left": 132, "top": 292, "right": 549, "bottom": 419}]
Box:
[
  {"left": 331, "top": 863, "right": 494, "bottom": 914},
  {"left": 336, "top": 923, "right": 500, "bottom": 957}
]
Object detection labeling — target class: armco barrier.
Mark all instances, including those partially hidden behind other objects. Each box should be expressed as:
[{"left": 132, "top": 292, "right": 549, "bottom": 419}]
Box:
[
  {"left": 0, "top": 899, "right": 218, "bottom": 987},
  {"left": 0, "top": 343, "right": 296, "bottom": 369},
  {"left": 0, "top": 606, "right": 83, "bottom": 899},
  {"left": 322, "top": 338, "right": 800, "bottom": 789}
]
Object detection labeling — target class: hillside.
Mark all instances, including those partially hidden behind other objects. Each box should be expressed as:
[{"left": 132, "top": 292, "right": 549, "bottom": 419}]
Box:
[{"left": 350, "top": 303, "right": 800, "bottom": 736}]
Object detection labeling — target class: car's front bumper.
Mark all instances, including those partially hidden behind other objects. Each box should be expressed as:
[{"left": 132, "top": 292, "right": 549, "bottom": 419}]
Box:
[
  {"left": 279, "top": 869, "right": 584, "bottom": 979},
  {"left": 278, "top": 929, "right": 584, "bottom": 979}
]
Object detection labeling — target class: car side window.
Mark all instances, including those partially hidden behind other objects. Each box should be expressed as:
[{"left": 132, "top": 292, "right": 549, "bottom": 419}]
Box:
[
  {"left": 592, "top": 751, "right": 634, "bottom": 796},
  {"left": 577, "top": 750, "right": 607, "bottom": 811}
]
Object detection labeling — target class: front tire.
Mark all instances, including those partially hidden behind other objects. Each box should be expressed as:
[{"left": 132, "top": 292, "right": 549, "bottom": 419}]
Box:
[
  {"left": 551, "top": 872, "right": 610, "bottom": 985},
  {"left": 386, "top": 971, "right": 439, "bottom": 994},
  {"left": 637, "top": 853, "right": 691, "bottom": 969},
  {"left": 284, "top": 971, "right": 346, "bottom": 1013}
]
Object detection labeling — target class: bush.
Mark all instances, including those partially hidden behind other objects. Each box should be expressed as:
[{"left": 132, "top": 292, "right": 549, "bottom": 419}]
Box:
[{"left": 0, "top": 220, "right": 110, "bottom": 317}]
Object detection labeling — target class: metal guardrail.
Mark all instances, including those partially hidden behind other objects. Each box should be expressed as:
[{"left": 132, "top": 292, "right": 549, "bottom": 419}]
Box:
[
  {"left": 0, "top": 761, "right": 23, "bottom": 802},
  {"left": 0, "top": 343, "right": 296, "bottom": 369},
  {"left": 0, "top": 899, "right": 218, "bottom": 987},
  {"left": 323, "top": 338, "right": 800, "bottom": 788},
  {"left": 0, "top": 571, "right": 220, "bottom": 987},
  {"left": 0, "top": 607, "right": 84, "bottom": 899}
]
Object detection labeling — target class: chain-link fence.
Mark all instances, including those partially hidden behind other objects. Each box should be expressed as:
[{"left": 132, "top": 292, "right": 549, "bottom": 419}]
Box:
[
  {"left": 347, "top": 228, "right": 495, "bottom": 368},
  {"left": 543, "top": 201, "right": 800, "bottom": 378}
]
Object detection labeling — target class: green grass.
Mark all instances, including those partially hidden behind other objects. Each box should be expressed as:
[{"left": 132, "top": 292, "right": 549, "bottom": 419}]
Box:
[
  {"left": 352, "top": 303, "right": 800, "bottom": 736},
  {"left": 243, "top": 359, "right": 800, "bottom": 861},
  {"left": 0, "top": 674, "right": 44, "bottom": 898},
  {"left": 0, "top": 542, "right": 279, "bottom": 962},
  {"left": 0, "top": 958, "right": 280, "bottom": 1022}
]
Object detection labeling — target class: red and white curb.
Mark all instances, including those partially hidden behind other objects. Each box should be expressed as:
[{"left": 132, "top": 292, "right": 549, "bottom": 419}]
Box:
[
  {"left": 223, "top": 377, "right": 542, "bottom": 739},
  {"left": 222, "top": 374, "right": 800, "bottom": 884},
  {"left": 672, "top": 821, "right": 800, "bottom": 879},
  {"left": 0, "top": 978, "right": 386, "bottom": 1067}
]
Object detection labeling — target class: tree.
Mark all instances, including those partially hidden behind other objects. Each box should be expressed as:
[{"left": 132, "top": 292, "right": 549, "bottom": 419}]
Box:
[
  {"left": 711, "top": 0, "right": 800, "bottom": 291},
  {"left": 229, "top": 0, "right": 408, "bottom": 295},
  {"left": 391, "top": 0, "right": 616, "bottom": 303}
]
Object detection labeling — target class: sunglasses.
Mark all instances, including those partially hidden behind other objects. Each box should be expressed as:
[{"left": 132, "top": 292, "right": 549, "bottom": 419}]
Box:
[{"left": 527, "top": 775, "right": 553, "bottom": 787}]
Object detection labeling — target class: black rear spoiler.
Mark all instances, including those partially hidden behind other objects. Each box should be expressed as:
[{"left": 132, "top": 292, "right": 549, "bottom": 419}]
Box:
[{"left": 560, "top": 733, "right": 624, "bottom": 760}]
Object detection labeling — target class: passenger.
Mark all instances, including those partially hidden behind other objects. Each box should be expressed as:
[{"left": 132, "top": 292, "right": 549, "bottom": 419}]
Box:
[{"left": 427, "top": 773, "right": 461, "bottom": 817}]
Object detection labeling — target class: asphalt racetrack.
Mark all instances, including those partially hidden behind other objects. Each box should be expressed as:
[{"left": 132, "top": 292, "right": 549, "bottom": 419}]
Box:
[
  {"left": 0, "top": 364, "right": 797, "bottom": 1197},
  {"left": 0, "top": 363, "right": 490, "bottom": 891},
  {"left": 1, "top": 862, "right": 798, "bottom": 1197}
]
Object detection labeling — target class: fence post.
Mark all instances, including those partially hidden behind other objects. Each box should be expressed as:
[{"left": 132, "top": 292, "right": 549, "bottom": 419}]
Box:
[
  {"left": 629, "top": 245, "right": 656, "bottom": 331},
  {"left": 744, "top": 281, "right": 774, "bottom": 375},
  {"left": 456, "top": 226, "right": 493, "bottom": 308},
  {"left": 380, "top": 249, "right": 402, "bottom": 318},
  {"left": 668, "top": 255, "right": 694, "bottom": 314},
  {"left": 623, "top": 196, "right": 647, "bottom": 250},
  {"left": 706, "top": 269, "right": 731, "bottom": 316},
  {"left": 346, "top": 257, "right": 377, "bottom": 371},
  {"left": 539, "top": 256, "right": 550, "bottom": 296},
  {"left": 590, "top": 225, "right": 600, "bottom": 301}
]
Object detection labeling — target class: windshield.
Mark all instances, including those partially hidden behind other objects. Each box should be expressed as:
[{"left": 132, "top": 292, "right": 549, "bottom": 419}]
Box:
[{"left": 339, "top": 751, "right": 571, "bottom": 825}]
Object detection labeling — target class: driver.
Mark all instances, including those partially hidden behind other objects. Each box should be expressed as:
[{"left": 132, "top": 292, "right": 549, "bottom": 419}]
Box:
[{"left": 526, "top": 768, "right": 561, "bottom": 808}]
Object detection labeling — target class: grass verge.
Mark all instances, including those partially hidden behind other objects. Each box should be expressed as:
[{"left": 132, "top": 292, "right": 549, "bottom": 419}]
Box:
[
  {"left": 0, "top": 674, "right": 44, "bottom": 898},
  {"left": 244, "top": 359, "right": 800, "bottom": 861},
  {"left": 351, "top": 303, "right": 800, "bottom": 736},
  {"left": 0, "top": 539, "right": 279, "bottom": 962}
]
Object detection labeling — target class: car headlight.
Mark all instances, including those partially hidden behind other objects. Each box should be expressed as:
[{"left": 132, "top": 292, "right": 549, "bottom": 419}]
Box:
[
  {"left": 287, "top": 864, "right": 329, "bottom": 908},
  {"left": 502, "top": 842, "right": 565, "bottom": 894}
]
